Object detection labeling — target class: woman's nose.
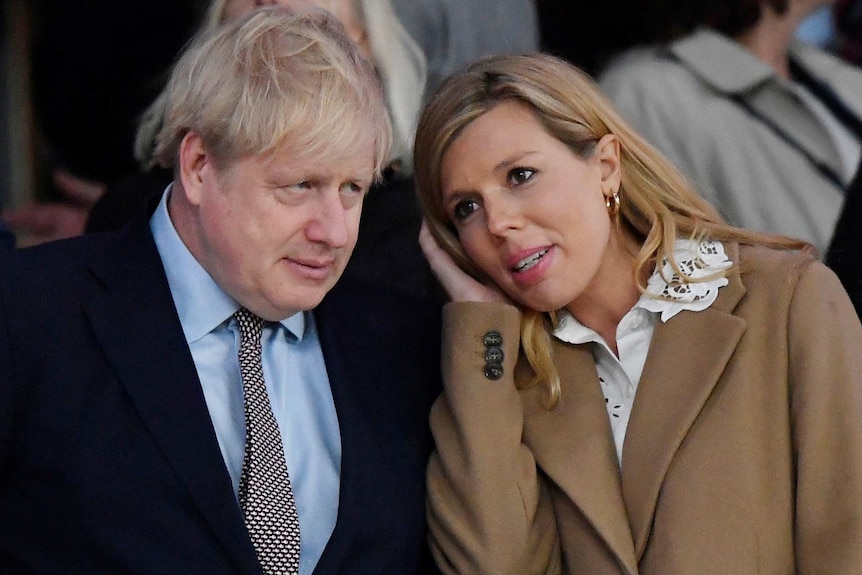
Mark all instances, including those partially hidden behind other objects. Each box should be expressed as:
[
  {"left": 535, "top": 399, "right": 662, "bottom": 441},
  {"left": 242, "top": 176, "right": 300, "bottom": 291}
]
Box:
[{"left": 484, "top": 197, "right": 522, "bottom": 236}]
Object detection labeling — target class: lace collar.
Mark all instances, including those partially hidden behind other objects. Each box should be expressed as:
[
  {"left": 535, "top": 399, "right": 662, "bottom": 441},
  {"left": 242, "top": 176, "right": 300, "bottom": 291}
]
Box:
[
  {"left": 554, "top": 238, "right": 732, "bottom": 343},
  {"left": 639, "top": 239, "right": 732, "bottom": 322}
]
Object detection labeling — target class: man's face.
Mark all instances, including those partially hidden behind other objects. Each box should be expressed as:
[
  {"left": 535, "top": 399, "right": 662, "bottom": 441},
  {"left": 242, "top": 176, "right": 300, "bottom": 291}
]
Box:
[{"left": 179, "top": 135, "right": 375, "bottom": 321}]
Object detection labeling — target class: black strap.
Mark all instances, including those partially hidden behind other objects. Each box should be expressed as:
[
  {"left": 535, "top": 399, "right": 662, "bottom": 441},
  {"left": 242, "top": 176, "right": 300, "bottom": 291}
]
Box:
[
  {"left": 790, "top": 57, "right": 862, "bottom": 140},
  {"left": 726, "top": 93, "right": 847, "bottom": 190}
]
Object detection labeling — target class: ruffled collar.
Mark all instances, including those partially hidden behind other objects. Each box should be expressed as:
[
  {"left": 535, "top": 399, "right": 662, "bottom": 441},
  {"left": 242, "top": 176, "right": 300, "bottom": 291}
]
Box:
[
  {"left": 554, "top": 239, "right": 732, "bottom": 343},
  {"left": 639, "top": 238, "right": 732, "bottom": 322}
]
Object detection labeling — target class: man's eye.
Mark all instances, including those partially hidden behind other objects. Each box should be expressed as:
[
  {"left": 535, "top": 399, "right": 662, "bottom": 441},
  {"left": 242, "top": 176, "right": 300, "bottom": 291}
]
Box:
[
  {"left": 453, "top": 200, "right": 479, "bottom": 221},
  {"left": 342, "top": 182, "right": 366, "bottom": 195},
  {"left": 507, "top": 168, "right": 535, "bottom": 186}
]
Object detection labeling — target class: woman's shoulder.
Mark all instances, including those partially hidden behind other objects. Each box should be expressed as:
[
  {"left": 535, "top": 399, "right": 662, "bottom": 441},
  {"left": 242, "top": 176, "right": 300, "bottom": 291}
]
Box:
[
  {"left": 735, "top": 243, "right": 846, "bottom": 307},
  {"left": 734, "top": 242, "right": 862, "bottom": 349},
  {"left": 736, "top": 243, "right": 816, "bottom": 284}
]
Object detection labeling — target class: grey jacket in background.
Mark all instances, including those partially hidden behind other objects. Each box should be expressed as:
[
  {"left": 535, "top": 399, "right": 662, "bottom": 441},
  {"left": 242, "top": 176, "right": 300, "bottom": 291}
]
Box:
[
  {"left": 392, "top": 0, "right": 540, "bottom": 93},
  {"left": 600, "top": 28, "right": 862, "bottom": 253}
]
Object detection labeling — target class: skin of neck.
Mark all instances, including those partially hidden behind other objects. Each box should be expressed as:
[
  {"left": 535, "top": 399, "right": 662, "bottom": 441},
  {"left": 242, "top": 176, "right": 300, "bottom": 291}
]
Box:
[
  {"left": 735, "top": 0, "right": 822, "bottom": 79},
  {"left": 566, "top": 225, "right": 644, "bottom": 357}
]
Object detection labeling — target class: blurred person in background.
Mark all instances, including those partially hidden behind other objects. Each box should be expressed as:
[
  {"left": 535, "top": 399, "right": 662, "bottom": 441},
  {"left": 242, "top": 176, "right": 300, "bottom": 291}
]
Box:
[
  {"left": 836, "top": 0, "right": 862, "bottom": 64},
  {"left": 2, "top": 0, "right": 201, "bottom": 244},
  {"left": 392, "top": 0, "right": 540, "bottom": 91},
  {"left": 599, "top": 0, "right": 862, "bottom": 254}
]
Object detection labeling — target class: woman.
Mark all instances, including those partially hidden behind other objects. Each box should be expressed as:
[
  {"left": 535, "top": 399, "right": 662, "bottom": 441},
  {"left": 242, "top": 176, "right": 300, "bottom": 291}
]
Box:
[
  {"left": 414, "top": 53, "right": 862, "bottom": 574},
  {"left": 598, "top": 0, "right": 862, "bottom": 255}
]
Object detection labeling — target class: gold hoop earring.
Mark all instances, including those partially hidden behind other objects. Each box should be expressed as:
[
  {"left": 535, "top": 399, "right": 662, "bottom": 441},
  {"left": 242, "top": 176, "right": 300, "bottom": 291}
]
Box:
[{"left": 605, "top": 191, "right": 620, "bottom": 217}]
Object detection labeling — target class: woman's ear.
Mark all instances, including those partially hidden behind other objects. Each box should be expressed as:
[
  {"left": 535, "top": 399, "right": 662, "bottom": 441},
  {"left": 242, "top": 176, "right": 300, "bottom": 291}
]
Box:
[{"left": 595, "top": 134, "right": 622, "bottom": 195}]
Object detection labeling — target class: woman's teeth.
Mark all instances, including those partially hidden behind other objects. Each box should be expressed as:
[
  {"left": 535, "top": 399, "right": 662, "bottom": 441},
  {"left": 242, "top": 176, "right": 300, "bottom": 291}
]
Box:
[{"left": 515, "top": 249, "right": 548, "bottom": 272}]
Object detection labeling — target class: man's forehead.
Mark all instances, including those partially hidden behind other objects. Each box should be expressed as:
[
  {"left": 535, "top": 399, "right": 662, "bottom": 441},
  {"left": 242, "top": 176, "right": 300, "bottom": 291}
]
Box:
[
  {"left": 260, "top": 142, "right": 376, "bottom": 178},
  {"left": 266, "top": 132, "right": 377, "bottom": 166}
]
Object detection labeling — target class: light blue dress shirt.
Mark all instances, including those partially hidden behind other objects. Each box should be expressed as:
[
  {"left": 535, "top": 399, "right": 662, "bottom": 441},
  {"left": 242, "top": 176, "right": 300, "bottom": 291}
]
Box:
[{"left": 150, "top": 187, "right": 341, "bottom": 575}]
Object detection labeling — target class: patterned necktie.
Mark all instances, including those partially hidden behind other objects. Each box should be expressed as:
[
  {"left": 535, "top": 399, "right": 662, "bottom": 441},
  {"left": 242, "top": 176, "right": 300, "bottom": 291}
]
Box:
[{"left": 234, "top": 308, "right": 301, "bottom": 575}]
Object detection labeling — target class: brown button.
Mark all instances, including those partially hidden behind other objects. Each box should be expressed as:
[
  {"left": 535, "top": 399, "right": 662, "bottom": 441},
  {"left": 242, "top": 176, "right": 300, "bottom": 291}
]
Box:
[
  {"left": 483, "top": 331, "right": 502, "bottom": 347},
  {"left": 484, "top": 362, "right": 504, "bottom": 380}
]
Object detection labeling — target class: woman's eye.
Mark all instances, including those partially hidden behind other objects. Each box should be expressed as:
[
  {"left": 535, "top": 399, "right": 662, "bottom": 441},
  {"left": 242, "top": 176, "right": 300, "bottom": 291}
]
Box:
[
  {"left": 452, "top": 200, "right": 479, "bottom": 221},
  {"left": 507, "top": 167, "right": 535, "bottom": 186}
]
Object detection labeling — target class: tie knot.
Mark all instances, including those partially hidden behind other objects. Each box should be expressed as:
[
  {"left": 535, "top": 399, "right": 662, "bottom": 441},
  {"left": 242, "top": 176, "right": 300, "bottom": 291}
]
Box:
[{"left": 235, "top": 308, "right": 265, "bottom": 341}]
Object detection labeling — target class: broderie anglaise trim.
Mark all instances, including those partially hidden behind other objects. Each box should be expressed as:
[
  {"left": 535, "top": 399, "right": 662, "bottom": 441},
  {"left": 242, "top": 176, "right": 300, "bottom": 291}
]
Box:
[{"left": 639, "top": 239, "right": 732, "bottom": 322}]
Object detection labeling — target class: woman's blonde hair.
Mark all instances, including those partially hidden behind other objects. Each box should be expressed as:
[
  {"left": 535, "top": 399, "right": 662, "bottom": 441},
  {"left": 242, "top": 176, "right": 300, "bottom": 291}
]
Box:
[
  {"left": 136, "top": 0, "right": 424, "bottom": 172},
  {"left": 151, "top": 7, "right": 392, "bottom": 177},
  {"left": 413, "top": 53, "right": 807, "bottom": 406}
]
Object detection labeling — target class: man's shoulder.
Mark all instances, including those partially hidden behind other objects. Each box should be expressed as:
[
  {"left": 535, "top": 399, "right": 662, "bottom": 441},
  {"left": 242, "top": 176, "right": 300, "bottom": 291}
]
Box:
[
  {"left": 0, "top": 221, "right": 158, "bottom": 301},
  {"left": 318, "top": 275, "right": 442, "bottom": 328}
]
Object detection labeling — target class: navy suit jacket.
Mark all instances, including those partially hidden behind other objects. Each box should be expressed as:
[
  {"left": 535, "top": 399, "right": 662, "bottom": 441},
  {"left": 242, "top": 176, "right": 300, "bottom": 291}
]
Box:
[{"left": 0, "top": 218, "right": 442, "bottom": 574}]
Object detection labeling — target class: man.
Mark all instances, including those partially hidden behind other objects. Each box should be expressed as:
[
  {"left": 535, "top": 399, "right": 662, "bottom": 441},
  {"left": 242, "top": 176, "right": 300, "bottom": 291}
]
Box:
[{"left": 0, "top": 8, "right": 441, "bottom": 574}]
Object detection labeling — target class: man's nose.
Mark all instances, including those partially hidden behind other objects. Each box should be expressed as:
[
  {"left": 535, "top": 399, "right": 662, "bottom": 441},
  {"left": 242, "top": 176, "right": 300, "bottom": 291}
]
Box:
[{"left": 305, "top": 191, "right": 351, "bottom": 248}]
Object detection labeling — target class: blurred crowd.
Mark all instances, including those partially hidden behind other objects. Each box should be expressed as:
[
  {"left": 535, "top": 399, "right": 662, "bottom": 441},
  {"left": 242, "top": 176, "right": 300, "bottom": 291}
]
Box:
[{"left": 3, "top": 0, "right": 862, "bottom": 312}]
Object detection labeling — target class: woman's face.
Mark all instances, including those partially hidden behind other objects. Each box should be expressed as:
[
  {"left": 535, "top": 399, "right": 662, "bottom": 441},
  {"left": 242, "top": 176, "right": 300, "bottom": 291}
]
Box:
[
  {"left": 221, "top": 0, "right": 370, "bottom": 58},
  {"left": 438, "top": 100, "right": 630, "bottom": 315}
]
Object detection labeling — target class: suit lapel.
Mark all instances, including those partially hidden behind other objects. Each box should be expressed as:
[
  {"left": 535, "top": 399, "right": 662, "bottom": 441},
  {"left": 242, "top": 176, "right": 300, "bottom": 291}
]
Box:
[
  {"left": 522, "top": 343, "right": 639, "bottom": 575},
  {"left": 310, "top": 296, "right": 362, "bottom": 574},
  {"left": 85, "top": 222, "right": 261, "bottom": 575},
  {"left": 621, "top": 244, "right": 747, "bottom": 559}
]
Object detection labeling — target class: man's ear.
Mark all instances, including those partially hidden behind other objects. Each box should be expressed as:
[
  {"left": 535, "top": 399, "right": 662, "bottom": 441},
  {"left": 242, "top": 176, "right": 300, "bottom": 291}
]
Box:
[
  {"left": 178, "top": 131, "right": 210, "bottom": 207},
  {"left": 595, "top": 134, "right": 622, "bottom": 195}
]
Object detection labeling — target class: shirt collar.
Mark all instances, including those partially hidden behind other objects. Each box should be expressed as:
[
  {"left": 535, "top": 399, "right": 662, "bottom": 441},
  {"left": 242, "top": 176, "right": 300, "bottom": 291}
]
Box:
[
  {"left": 669, "top": 27, "right": 838, "bottom": 96},
  {"left": 554, "top": 300, "right": 657, "bottom": 347},
  {"left": 553, "top": 239, "right": 731, "bottom": 344},
  {"left": 149, "top": 185, "right": 305, "bottom": 343},
  {"left": 669, "top": 27, "right": 776, "bottom": 94}
]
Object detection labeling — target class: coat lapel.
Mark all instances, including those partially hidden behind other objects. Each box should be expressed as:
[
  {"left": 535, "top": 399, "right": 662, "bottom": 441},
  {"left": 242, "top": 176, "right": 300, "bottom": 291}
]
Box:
[
  {"left": 621, "top": 243, "right": 748, "bottom": 559},
  {"left": 309, "top": 316, "right": 360, "bottom": 575},
  {"left": 84, "top": 222, "right": 261, "bottom": 575},
  {"left": 521, "top": 343, "right": 639, "bottom": 575}
]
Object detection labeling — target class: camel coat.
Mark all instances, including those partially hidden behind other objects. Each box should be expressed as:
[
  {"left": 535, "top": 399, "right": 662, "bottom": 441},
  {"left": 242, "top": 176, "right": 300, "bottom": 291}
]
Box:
[{"left": 427, "top": 244, "right": 862, "bottom": 574}]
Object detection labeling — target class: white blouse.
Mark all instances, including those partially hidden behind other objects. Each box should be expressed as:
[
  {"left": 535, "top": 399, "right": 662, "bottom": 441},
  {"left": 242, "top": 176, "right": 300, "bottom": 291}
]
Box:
[{"left": 553, "top": 239, "right": 732, "bottom": 464}]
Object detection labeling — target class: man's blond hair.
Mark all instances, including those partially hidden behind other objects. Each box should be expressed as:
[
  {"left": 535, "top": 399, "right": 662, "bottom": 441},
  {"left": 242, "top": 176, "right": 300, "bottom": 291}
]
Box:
[{"left": 152, "top": 7, "right": 392, "bottom": 176}]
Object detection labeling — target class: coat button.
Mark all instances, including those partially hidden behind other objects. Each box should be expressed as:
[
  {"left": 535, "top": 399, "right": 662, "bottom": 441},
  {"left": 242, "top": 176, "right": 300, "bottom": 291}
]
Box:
[
  {"left": 484, "top": 363, "right": 504, "bottom": 380},
  {"left": 483, "top": 331, "right": 503, "bottom": 347},
  {"left": 484, "top": 346, "right": 504, "bottom": 363}
]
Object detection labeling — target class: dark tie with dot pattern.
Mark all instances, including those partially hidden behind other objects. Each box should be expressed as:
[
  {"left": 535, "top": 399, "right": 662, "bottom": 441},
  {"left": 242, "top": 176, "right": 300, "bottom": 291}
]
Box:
[{"left": 234, "top": 308, "right": 301, "bottom": 575}]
